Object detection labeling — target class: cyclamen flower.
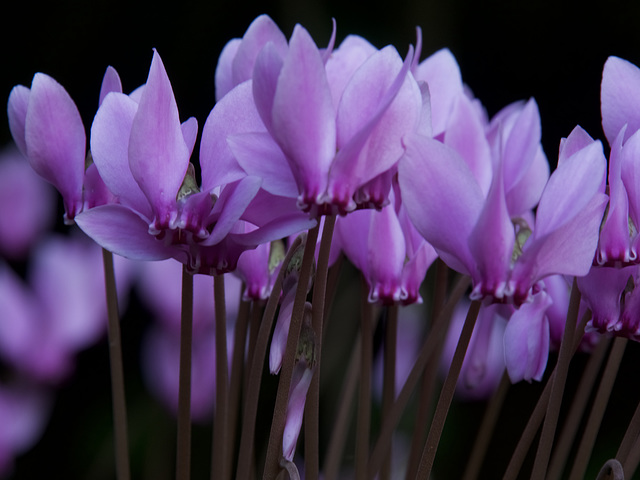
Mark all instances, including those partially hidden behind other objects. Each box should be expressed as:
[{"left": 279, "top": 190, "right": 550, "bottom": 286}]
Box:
[
  {"left": 399, "top": 123, "right": 608, "bottom": 305},
  {"left": 219, "top": 22, "right": 425, "bottom": 216},
  {"left": 75, "top": 50, "right": 313, "bottom": 274}
]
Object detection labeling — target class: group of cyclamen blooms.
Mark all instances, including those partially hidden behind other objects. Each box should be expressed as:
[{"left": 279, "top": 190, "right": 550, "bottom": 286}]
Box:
[{"left": 7, "top": 14, "right": 640, "bottom": 418}]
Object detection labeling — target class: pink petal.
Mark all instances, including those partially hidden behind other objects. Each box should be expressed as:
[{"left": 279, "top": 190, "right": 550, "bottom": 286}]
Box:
[
  {"left": 398, "top": 134, "right": 482, "bottom": 276},
  {"left": 7, "top": 85, "right": 30, "bottom": 156},
  {"left": 601, "top": 56, "right": 640, "bottom": 144},
  {"left": 99, "top": 66, "right": 122, "bottom": 105},
  {"left": 128, "top": 50, "right": 189, "bottom": 224},
  {"left": 504, "top": 292, "right": 552, "bottom": 383},
  {"left": 25, "top": 73, "right": 86, "bottom": 221},
  {"left": 270, "top": 25, "right": 336, "bottom": 203}
]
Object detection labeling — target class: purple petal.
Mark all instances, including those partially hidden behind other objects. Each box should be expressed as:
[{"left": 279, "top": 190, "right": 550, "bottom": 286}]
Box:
[
  {"left": 90, "top": 91, "right": 152, "bottom": 217},
  {"left": 128, "top": 50, "right": 189, "bottom": 225},
  {"left": 205, "top": 176, "right": 262, "bottom": 246},
  {"left": 558, "top": 125, "right": 596, "bottom": 165},
  {"left": 621, "top": 129, "right": 640, "bottom": 251},
  {"left": 75, "top": 204, "right": 177, "bottom": 261},
  {"left": 215, "top": 38, "right": 241, "bottom": 101},
  {"left": 232, "top": 14, "right": 288, "bottom": 88},
  {"left": 99, "top": 66, "right": 122, "bottom": 105},
  {"left": 181, "top": 117, "right": 198, "bottom": 157},
  {"left": 25, "top": 73, "right": 86, "bottom": 221},
  {"left": 579, "top": 266, "right": 634, "bottom": 334},
  {"left": 504, "top": 292, "right": 552, "bottom": 383},
  {"left": 601, "top": 56, "right": 640, "bottom": 144},
  {"left": 413, "top": 48, "right": 464, "bottom": 136},
  {"left": 200, "top": 81, "right": 265, "bottom": 191},
  {"left": 7, "top": 85, "right": 30, "bottom": 156},
  {"left": 252, "top": 42, "right": 284, "bottom": 135},
  {"left": 270, "top": 25, "right": 336, "bottom": 203},
  {"left": 283, "top": 363, "right": 314, "bottom": 461},
  {"left": 468, "top": 159, "right": 514, "bottom": 300},
  {"left": 398, "top": 134, "right": 482, "bottom": 276},
  {"left": 505, "top": 145, "right": 549, "bottom": 217},
  {"left": 227, "top": 132, "right": 298, "bottom": 198},
  {"left": 269, "top": 288, "right": 296, "bottom": 374},
  {"left": 335, "top": 210, "right": 371, "bottom": 275}
]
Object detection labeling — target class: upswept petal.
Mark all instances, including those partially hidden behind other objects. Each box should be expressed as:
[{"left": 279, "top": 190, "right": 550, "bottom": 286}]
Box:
[
  {"left": 91, "top": 92, "right": 152, "bottom": 217},
  {"left": 534, "top": 140, "right": 606, "bottom": 237},
  {"left": 621, "top": 130, "right": 640, "bottom": 252},
  {"left": 398, "top": 134, "right": 483, "bottom": 276},
  {"left": 215, "top": 38, "right": 241, "bottom": 101},
  {"left": 252, "top": 42, "right": 284, "bottom": 135},
  {"left": 325, "top": 35, "right": 377, "bottom": 110},
  {"left": 334, "top": 210, "right": 371, "bottom": 275},
  {"left": 75, "top": 205, "right": 176, "bottom": 261},
  {"left": 7, "top": 85, "right": 30, "bottom": 156},
  {"left": 25, "top": 73, "right": 86, "bottom": 221},
  {"left": 598, "top": 127, "right": 634, "bottom": 264},
  {"left": 443, "top": 92, "right": 493, "bottom": 195},
  {"left": 181, "top": 117, "right": 198, "bottom": 157},
  {"left": 468, "top": 157, "right": 514, "bottom": 300},
  {"left": 558, "top": 125, "right": 596, "bottom": 165},
  {"left": 511, "top": 193, "right": 608, "bottom": 302},
  {"left": 270, "top": 25, "right": 336, "bottom": 203},
  {"left": 413, "top": 48, "right": 464, "bottom": 136},
  {"left": 227, "top": 132, "right": 297, "bottom": 198},
  {"left": 505, "top": 146, "right": 549, "bottom": 217},
  {"left": 601, "top": 56, "right": 640, "bottom": 144},
  {"left": 503, "top": 291, "right": 552, "bottom": 383},
  {"left": 99, "top": 66, "right": 122, "bottom": 106},
  {"left": 205, "top": 176, "right": 262, "bottom": 245},
  {"left": 231, "top": 14, "right": 288, "bottom": 89},
  {"left": 200, "top": 81, "right": 265, "bottom": 191},
  {"left": 128, "top": 50, "right": 189, "bottom": 226},
  {"left": 230, "top": 214, "right": 317, "bottom": 247},
  {"left": 329, "top": 46, "right": 419, "bottom": 210}
]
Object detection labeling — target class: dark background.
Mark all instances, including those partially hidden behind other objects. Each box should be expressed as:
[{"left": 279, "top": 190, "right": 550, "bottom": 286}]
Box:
[{"left": 3, "top": 1, "right": 640, "bottom": 478}]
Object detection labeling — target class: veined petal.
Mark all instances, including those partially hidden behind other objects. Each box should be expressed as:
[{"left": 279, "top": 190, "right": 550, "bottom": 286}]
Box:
[
  {"left": 621, "top": 129, "right": 640, "bottom": 249},
  {"left": 128, "top": 50, "right": 189, "bottom": 225},
  {"left": 227, "top": 132, "right": 297, "bottom": 198},
  {"left": 271, "top": 25, "right": 336, "bottom": 204},
  {"left": 232, "top": 14, "right": 288, "bottom": 89},
  {"left": 215, "top": 39, "right": 241, "bottom": 101},
  {"left": 398, "top": 134, "right": 482, "bottom": 276},
  {"left": 335, "top": 209, "right": 372, "bottom": 275},
  {"left": 75, "top": 205, "right": 176, "bottom": 261},
  {"left": 252, "top": 42, "right": 285, "bottom": 135},
  {"left": 201, "top": 81, "right": 266, "bottom": 191},
  {"left": 7, "top": 85, "right": 30, "bottom": 156},
  {"left": 601, "top": 56, "right": 640, "bottom": 144},
  {"left": 91, "top": 91, "right": 151, "bottom": 217},
  {"left": 25, "top": 73, "right": 86, "bottom": 221},
  {"left": 469, "top": 158, "right": 514, "bottom": 300},
  {"left": 505, "top": 146, "right": 549, "bottom": 217},
  {"left": 558, "top": 125, "right": 596, "bottom": 166},
  {"left": 504, "top": 291, "right": 552, "bottom": 383}
]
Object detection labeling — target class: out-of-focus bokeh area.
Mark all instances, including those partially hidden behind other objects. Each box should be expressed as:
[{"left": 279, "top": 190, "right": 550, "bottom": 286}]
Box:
[{"left": 3, "top": 1, "right": 640, "bottom": 478}]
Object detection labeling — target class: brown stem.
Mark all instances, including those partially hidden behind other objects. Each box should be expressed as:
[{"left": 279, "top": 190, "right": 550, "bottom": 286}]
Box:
[
  {"left": 530, "top": 279, "right": 581, "bottom": 480},
  {"left": 415, "top": 300, "right": 481, "bottom": 480},
  {"left": 235, "top": 235, "right": 304, "bottom": 480},
  {"left": 380, "top": 304, "right": 399, "bottom": 480},
  {"left": 263, "top": 225, "right": 320, "bottom": 479},
  {"left": 546, "top": 336, "right": 611, "bottom": 480},
  {"left": 366, "top": 275, "right": 470, "bottom": 480},
  {"left": 176, "top": 266, "right": 193, "bottom": 480},
  {"left": 568, "top": 337, "right": 627, "bottom": 480},
  {"left": 304, "top": 215, "right": 336, "bottom": 480},
  {"left": 101, "top": 249, "right": 130, "bottom": 480}
]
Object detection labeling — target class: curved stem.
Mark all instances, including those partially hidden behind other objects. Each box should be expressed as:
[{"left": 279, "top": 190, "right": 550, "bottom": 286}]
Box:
[
  {"left": 415, "top": 300, "right": 481, "bottom": 480},
  {"left": 235, "top": 235, "right": 304, "bottom": 480},
  {"left": 305, "top": 215, "right": 336, "bottom": 480},
  {"left": 380, "top": 304, "right": 399, "bottom": 480},
  {"left": 102, "top": 249, "right": 130, "bottom": 480},
  {"left": 263, "top": 225, "right": 320, "bottom": 479}
]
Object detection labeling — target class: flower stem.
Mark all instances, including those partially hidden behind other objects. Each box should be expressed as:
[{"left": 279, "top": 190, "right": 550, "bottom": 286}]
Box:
[
  {"left": 305, "top": 215, "right": 336, "bottom": 480},
  {"left": 366, "top": 275, "right": 470, "bottom": 480},
  {"left": 263, "top": 225, "right": 320, "bottom": 479},
  {"left": 568, "top": 337, "right": 627, "bottom": 480},
  {"left": 530, "top": 279, "right": 581, "bottom": 480},
  {"left": 355, "top": 276, "right": 375, "bottom": 480},
  {"left": 546, "top": 336, "right": 611, "bottom": 480},
  {"left": 176, "top": 265, "right": 193, "bottom": 480},
  {"left": 235, "top": 235, "right": 304, "bottom": 480},
  {"left": 212, "top": 274, "right": 229, "bottom": 480},
  {"left": 380, "top": 304, "right": 399, "bottom": 480},
  {"left": 101, "top": 248, "right": 130, "bottom": 480},
  {"left": 414, "top": 299, "right": 481, "bottom": 480},
  {"left": 462, "top": 372, "right": 511, "bottom": 480},
  {"left": 323, "top": 331, "right": 361, "bottom": 480},
  {"left": 616, "top": 371, "right": 640, "bottom": 466}
]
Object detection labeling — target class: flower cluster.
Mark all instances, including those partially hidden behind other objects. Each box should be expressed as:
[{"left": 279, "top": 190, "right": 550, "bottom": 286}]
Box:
[{"left": 6, "top": 12, "right": 640, "bottom": 480}]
